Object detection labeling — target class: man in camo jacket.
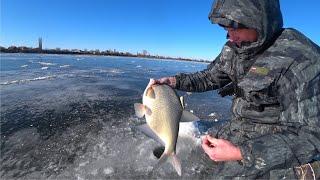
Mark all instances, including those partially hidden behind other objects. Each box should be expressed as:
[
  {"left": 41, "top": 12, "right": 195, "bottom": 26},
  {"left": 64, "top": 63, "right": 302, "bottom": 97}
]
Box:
[{"left": 150, "top": 0, "right": 320, "bottom": 179}]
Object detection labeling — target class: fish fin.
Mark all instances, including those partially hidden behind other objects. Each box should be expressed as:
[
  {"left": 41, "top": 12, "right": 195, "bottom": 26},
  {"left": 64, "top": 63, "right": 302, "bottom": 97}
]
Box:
[
  {"left": 134, "top": 103, "right": 146, "bottom": 118},
  {"left": 171, "top": 153, "right": 182, "bottom": 176},
  {"left": 153, "top": 152, "right": 182, "bottom": 176},
  {"left": 153, "top": 152, "right": 169, "bottom": 172},
  {"left": 145, "top": 105, "right": 152, "bottom": 116},
  {"left": 135, "top": 124, "right": 165, "bottom": 146},
  {"left": 146, "top": 86, "right": 156, "bottom": 99},
  {"left": 180, "top": 96, "right": 185, "bottom": 109},
  {"left": 180, "top": 110, "right": 200, "bottom": 122}
]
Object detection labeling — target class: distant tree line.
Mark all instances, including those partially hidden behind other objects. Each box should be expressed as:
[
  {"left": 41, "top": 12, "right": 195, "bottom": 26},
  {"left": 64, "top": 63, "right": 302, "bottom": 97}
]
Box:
[{"left": 0, "top": 45, "right": 211, "bottom": 63}]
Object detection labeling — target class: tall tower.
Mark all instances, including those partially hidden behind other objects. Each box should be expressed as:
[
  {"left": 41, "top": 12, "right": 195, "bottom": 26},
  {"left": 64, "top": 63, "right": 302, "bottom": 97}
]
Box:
[{"left": 38, "top": 37, "right": 42, "bottom": 51}]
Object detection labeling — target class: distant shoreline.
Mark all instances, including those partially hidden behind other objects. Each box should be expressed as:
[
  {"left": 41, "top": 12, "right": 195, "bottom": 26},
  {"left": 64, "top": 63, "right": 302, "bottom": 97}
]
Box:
[{"left": 0, "top": 46, "right": 211, "bottom": 64}]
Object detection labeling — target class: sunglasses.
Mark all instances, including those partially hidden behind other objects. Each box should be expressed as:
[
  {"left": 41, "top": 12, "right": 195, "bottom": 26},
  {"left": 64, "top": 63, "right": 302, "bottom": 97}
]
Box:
[{"left": 219, "top": 21, "right": 247, "bottom": 29}]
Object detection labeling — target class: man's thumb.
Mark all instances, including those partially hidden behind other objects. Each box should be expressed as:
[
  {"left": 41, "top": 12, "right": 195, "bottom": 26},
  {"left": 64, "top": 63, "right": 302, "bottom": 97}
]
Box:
[
  {"left": 149, "top": 78, "right": 155, "bottom": 84},
  {"left": 207, "top": 135, "right": 219, "bottom": 146}
]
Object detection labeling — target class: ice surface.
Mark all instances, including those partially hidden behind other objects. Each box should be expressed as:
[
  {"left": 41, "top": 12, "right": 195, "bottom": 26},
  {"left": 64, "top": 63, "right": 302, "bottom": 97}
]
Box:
[
  {"left": 60, "top": 65, "right": 70, "bottom": 68},
  {"left": 0, "top": 54, "right": 232, "bottom": 179},
  {"left": 38, "top": 62, "right": 56, "bottom": 66},
  {"left": 0, "top": 76, "right": 56, "bottom": 85}
]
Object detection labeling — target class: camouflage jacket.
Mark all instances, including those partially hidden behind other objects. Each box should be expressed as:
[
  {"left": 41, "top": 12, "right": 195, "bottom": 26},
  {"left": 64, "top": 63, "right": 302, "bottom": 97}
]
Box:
[{"left": 175, "top": 0, "right": 320, "bottom": 178}]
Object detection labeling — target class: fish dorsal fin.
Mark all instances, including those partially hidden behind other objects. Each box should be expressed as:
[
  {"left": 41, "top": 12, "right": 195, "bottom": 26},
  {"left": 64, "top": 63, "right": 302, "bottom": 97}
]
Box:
[
  {"left": 135, "top": 124, "right": 165, "bottom": 146},
  {"left": 180, "top": 110, "right": 200, "bottom": 122},
  {"left": 146, "top": 86, "right": 156, "bottom": 99},
  {"left": 134, "top": 103, "right": 152, "bottom": 117},
  {"left": 180, "top": 96, "right": 184, "bottom": 109}
]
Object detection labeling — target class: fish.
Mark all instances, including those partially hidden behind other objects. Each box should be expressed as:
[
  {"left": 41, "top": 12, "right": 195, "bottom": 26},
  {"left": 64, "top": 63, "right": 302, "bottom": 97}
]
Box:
[{"left": 134, "top": 80, "right": 199, "bottom": 176}]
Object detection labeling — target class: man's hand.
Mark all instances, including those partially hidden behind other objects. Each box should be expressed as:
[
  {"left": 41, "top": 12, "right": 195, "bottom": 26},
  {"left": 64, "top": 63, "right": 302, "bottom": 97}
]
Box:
[
  {"left": 201, "top": 135, "right": 243, "bottom": 161},
  {"left": 148, "top": 77, "right": 176, "bottom": 88}
]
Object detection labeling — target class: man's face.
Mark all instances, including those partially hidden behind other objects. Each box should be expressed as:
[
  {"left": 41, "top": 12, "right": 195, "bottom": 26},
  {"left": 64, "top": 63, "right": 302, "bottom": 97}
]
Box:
[{"left": 225, "top": 27, "right": 258, "bottom": 46}]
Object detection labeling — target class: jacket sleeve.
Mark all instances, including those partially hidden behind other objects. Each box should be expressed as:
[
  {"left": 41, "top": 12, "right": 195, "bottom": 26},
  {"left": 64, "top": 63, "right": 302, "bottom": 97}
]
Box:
[
  {"left": 238, "top": 61, "right": 320, "bottom": 176},
  {"left": 175, "top": 54, "right": 232, "bottom": 92}
]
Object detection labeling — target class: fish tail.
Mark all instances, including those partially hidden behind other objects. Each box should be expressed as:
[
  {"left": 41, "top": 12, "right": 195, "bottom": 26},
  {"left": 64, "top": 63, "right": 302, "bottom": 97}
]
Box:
[
  {"left": 153, "top": 152, "right": 168, "bottom": 170},
  {"left": 171, "top": 153, "right": 182, "bottom": 176},
  {"left": 152, "top": 152, "right": 182, "bottom": 176}
]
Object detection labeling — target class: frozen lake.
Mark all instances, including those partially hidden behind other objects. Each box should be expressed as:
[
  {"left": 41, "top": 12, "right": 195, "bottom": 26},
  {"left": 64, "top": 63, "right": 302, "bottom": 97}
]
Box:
[{"left": 0, "top": 53, "right": 232, "bottom": 179}]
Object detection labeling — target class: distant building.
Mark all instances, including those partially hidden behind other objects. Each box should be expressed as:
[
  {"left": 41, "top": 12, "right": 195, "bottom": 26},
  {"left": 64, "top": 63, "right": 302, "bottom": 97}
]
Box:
[
  {"left": 38, "top": 37, "right": 42, "bottom": 51},
  {"left": 142, "top": 50, "right": 149, "bottom": 56}
]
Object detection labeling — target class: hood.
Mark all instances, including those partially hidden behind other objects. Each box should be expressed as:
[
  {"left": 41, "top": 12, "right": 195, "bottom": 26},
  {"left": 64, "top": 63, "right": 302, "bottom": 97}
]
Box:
[{"left": 208, "top": 0, "right": 283, "bottom": 55}]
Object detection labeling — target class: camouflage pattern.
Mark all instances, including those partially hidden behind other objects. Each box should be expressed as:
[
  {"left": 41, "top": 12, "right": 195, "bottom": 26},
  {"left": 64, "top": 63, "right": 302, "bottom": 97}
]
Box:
[{"left": 175, "top": 0, "right": 320, "bottom": 178}]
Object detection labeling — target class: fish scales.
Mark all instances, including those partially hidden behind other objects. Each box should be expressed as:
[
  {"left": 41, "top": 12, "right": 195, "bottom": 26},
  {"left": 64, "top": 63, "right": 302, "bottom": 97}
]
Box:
[{"left": 134, "top": 82, "right": 200, "bottom": 176}]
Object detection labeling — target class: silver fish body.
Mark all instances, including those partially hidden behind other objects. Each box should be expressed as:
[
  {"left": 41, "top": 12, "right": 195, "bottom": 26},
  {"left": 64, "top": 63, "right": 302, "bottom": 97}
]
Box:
[
  {"left": 143, "top": 85, "right": 182, "bottom": 154},
  {"left": 134, "top": 82, "right": 199, "bottom": 176}
]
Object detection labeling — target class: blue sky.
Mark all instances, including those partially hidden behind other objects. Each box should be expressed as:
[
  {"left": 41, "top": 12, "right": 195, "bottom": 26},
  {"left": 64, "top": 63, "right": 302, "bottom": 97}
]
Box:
[{"left": 1, "top": 0, "right": 319, "bottom": 60}]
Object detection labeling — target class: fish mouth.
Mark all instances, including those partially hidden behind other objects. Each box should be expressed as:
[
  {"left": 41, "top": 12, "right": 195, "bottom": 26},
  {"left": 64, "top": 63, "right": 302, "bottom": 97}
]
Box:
[{"left": 153, "top": 146, "right": 165, "bottom": 159}]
